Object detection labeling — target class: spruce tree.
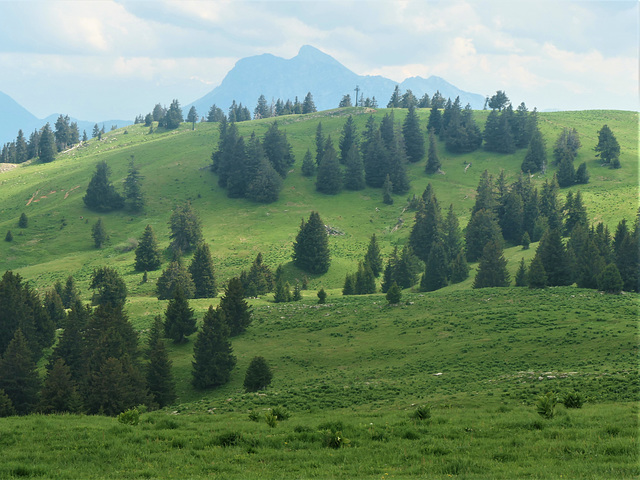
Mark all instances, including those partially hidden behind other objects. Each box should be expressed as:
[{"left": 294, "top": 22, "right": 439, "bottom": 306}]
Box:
[
  {"left": 156, "top": 259, "right": 195, "bottom": 300},
  {"left": 4, "top": 230, "right": 12, "bottom": 242},
  {"left": 594, "top": 124, "right": 620, "bottom": 168},
  {"left": 164, "top": 287, "right": 196, "bottom": 343},
  {"left": 90, "top": 267, "right": 127, "bottom": 309},
  {"left": 44, "top": 289, "right": 66, "bottom": 328},
  {"left": 246, "top": 157, "right": 283, "bottom": 203},
  {"left": 38, "top": 123, "right": 57, "bottom": 163},
  {"left": 188, "top": 243, "right": 217, "bottom": 298},
  {"left": 597, "top": 263, "right": 623, "bottom": 293},
  {"left": 338, "top": 116, "right": 357, "bottom": 165},
  {"left": 382, "top": 174, "right": 393, "bottom": 204},
  {"left": 263, "top": 121, "right": 294, "bottom": 177},
  {"left": 425, "top": 128, "right": 441, "bottom": 174},
  {"left": 0, "top": 329, "right": 41, "bottom": 414},
  {"left": 521, "top": 127, "right": 546, "bottom": 173},
  {"left": 409, "top": 188, "right": 442, "bottom": 262},
  {"left": 292, "top": 211, "right": 330, "bottom": 274},
  {"left": 472, "top": 241, "right": 510, "bottom": 288},
  {"left": 219, "top": 277, "right": 252, "bottom": 336},
  {"left": 91, "top": 218, "right": 108, "bottom": 248},
  {"left": 0, "top": 389, "right": 16, "bottom": 417},
  {"left": 575, "top": 162, "right": 589, "bottom": 184},
  {"left": 273, "top": 278, "right": 292, "bottom": 303},
  {"left": 61, "top": 275, "right": 80, "bottom": 308},
  {"left": 316, "top": 138, "right": 343, "bottom": 194},
  {"left": 83, "top": 161, "right": 124, "bottom": 211},
  {"left": 192, "top": 306, "right": 236, "bottom": 389},
  {"left": 363, "top": 234, "right": 383, "bottom": 277},
  {"left": 528, "top": 255, "right": 547, "bottom": 288},
  {"left": 363, "top": 129, "right": 388, "bottom": 188},
  {"left": 342, "top": 274, "right": 356, "bottom": 295},
  {"left": 536, "top": 229, "right": 572, "bottom": 286},
  {"left": 315, "top": 122, "right": 325, "bottom": 166},
  {"left": 420, "top": 240, "right": 448, "bottom": 291},
  {"left": 472, "top": 170, "right": 496, "bottom": 215},
  {"left": 244, "top": 356, "right": 272, "bottom": 392},
  {"left": 301, "top": 148, "right": 316, "bottom": 177},
  {"left": 427, "top": 103, "right": 442, "bottom": 135},
  {"left": 386, "top": 282, "right": 402, "bottom": 304},
  {"left": 48, "top": 300, "right": 89, "bottom": 384},
  {"left": 465, "top": 209, "right": 503, "bottom": 262},
  {"left": 163, "top": 99, "right": 183, "bottom": 129},
  {"left": 39, "top": 359, "right": 81, "bottom": 414},
  {"left": 317, "top": 288, "right": 327, "bottom": 304},
  {"left": 450, "top": 250, "right": 470, "bottom": 284},
  {"left": 355, "top": 262, "right": 376, "bottom": 294},
  {"left": 146, "top": 317, "right": 176, "bottom": 408},
  {"left": 244, "top": 253, "right": 274, "bottom": 297},
  {"left": 169, "top": 202, "right": 203, "bottom": 253},
  {"left": 403, "top": 104, "right": 425, "bottom": 163},
  {"left": 135, "top": 225, "right": 162, "bottom": 272},
  {"left": 557, "top": 157, "right": 575, "bottom": 187},
  {"left": 515, "top": 258, "right": 527, "bottom": 286},
  {"left": 343, "top": 144, "right": 365, "bottom": 190},
  {"left": 18, "top": 213, "right": 28, "bottom": 228},
  {"left": 123, "top": 158, "right": 145, "bottom": 212},
  {"left": 500, "top": 191, "right": 524, "bottom": 244}
]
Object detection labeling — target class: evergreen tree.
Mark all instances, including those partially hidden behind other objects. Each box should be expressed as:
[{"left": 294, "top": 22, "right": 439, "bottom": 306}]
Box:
[
  {"left": 186, "top": 106, "right": 198, "bottom": 128},
  {"left": 338, "top": 94, "right": 352, "bottom": 108},
  {"left": 363, "top": 129, "right": 388, "bottom": 188},
  {"left": 597, "top": 263, "right": 623, "bottom": 294},
  {"left": 317, "top": 288, "right": 327, "bottom": 304},
  {"left": 472, "top": 170, "right": 496, "bottom": 215},
  {"left": 156, "top": 259, "right": 195, "bottom": 300},
  {"left": 0, "top": 329, "right": 41, "bottom": 414},
  {"left": 254, "top": 95, "right": 270, "bottom": 119},
  {"left": 386, "top": 282, "right": 402, "bottom": 304},
  {"left": 575, "top": 237, "right": 604, "bottom": 289},
  {"left": 207, "top": 104, "right": 225, "bottom": 122},
  {"left": 244, "top": 253, "right": 274, "bottom": 297},
  {"left": 553, "top": 127, "right": 581, "bottom": 166},
  {"left": 450, "top": 250, "right": 470, "bottom": 284},
  {"left": 90, "top": 267, "right": 127, "bottom": 309},
  {"left": 536, "top": 229, "right": 572, "bottom": 286},
  {"left": 146, "top": 316, "right": 176, "bottom": 407},
  {"left": 163, "top": 99, "right": 183, "bottom": 129},
  {"left": 192, "top": 306, "right": 236, "bottom": 389},
  {"left": 521, "top": 127, "right": 546, "bottom": 173},
  {"left": 43, "top": 289, "right": 66, "bottom": 328},
  {"left": 522, "top": 231, "right": 531, "bottom": 249},
  {"left": 575, "top": 162, "right": 589, "bottom": 184},
  {"left": 355, "top": 262, "right": 376, "bottom": 294},
  {"left": 244, "top": 356, "right": 272, "bottom": 392},
  {"left": 342, "top": 273, "right": 356, "bottom": 295},
  {"left": 316, "top": 138, "right": 343, "bottom": 194},
  {"left": 472, "top": 240, "right": 510, "bottom": 288},
  {"left": 301, "top": 148, "right": 316, "bottom": 177},
  {"left": 246, "top": 156, "right": 283, "bottom": 204},
  {"left": 387, "top": 137, "right": 410, "bottom": 194},
  {"left": 15, "top": 129, "right": 27, "bottom": 163},
  {"left": 512, "top": 103, "right": 530, "bottom": 148},
  {"left": 123, "top": 158, "right": 144, "bottom": 212},
  {"left": 219, "top": 277, "right": 252, "bottom": 336},
  {"left": 528, "top": 255, "right": 548, "bottom": 288},
  {"left": 594, "top": 124, "right": 620, "bottom": 168},
  {"left": 382, "top": 174, "right": 393, "bottom": 204},
  {"left": 38, "top": 123, "right": 57, "bottom": 163},
  {"left": 363, "top": 234, "right": 383, "bottom": 277},
  {"left": 61, "top": 275, "right": 80, "bottom": 308},
  {"left": 338, "top": 116, "right": 357, "bottom": 165},
  {"left": 387, "top": 85, "right": 402, "bottom": 108},
  {"left": 409, "top": 187, "right": 442, "bottom": 262},
  {"left": 302, "top": 92, "right": 316, "bottom": 114},
  {"left": 539, "top": 177, "right": 562, "bottom": 231},
  {"left": 420, "top": 240, "right": 448, "bottom": 291},
  {"left": 465, "top": 209, "right": 503, "bottom": 262},
  {"left": 18, "top": 212, "right": 28, "bottom": 228},
  {"left": 164, "top": 287, "right": 196, "bottom": 343},
  {"left": 500, "top": 191, "right": 524, "bottom": 244},
  {"left": 91, "top": 218, "right": 108, "bottom": 248},
  {"left": 273, "top": 278, "right": 292, "bottom": 303},
  {"left": 614, "top": 224, "right": 639, "bottom": 292},
  {"left": 443, "top": 204, "right": 462, "bottom": 264},
  {"left": 135, "top": 225, "right": 162, "bottom": 272},
  {"left": 5, "top": 230, "right": 12, "bottom": 242},
  {"left": 557, "top": 157, "right": 575, "bottom": 187},
  {"left": 0, "top": 389, "right": 16, "bottom": 417},
  {"left": 343, "top": 144, "right": 365, "bottom": 190},
  {"left": 188, "top": 243, "right": 217, "bottom": 298},
  {"left": 83, "top": 161, "right": 124, "bottom": 211},
  {"left": 315, "top": 122, "right": 325, "bottom": 166},
  {"left": 48, "top": 300, "right": 89, "bottom": 384},
  {"left": 515, "top": 258, "right": 527, "bottom": 286},
  {"left": 38, "top": 359, "right": 81, "bottom": 413},
  {"left": 168, "top": 202, "right": 203, "bottom": 253},
  {"left": 263, "top": 122, "right": 295, "bottom": 177},
  {"left": 292, "top": 211, "right": 331, "bottom": 274},
  {"left": 427, "top": 103, "right": 442, "bottom": 135},
  {"left": 403, "top": 105, "right": 425, "bottom": 163},
  {"left": 564, "top": 191, "right": 588, "bottom": 235},
  {"left": 482, "top": 109, "right": 501, "bottom": 152}
]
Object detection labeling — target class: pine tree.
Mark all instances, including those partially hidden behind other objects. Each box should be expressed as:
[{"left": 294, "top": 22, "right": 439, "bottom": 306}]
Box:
[
  {"left": 156, "top": 259, "right": 195, "bottom": 300},
  {"left": 263, "top": 122, "right": 295, "bottom": 177},
  {"left": 244, "top": 253, "right": 274, "bottom": 297},
  {"left": 48, "top": 300, "right": 89, "bottom": 384},
  {"left": 409, "top": 188, "right": 442, "bottom": 262},
  {"left": 60, "top": 276, "right": 80, "bottom": 309},
  {"left": 90, "top": 267, "right": 127, "bottom": 309},
  {"left": 316, "top": 138, "right": 343, "bottom": 194},
  {"left": 0, "top": 329, "right": 41, "bottom": 414},
  {"left": 425, "top": 128, "right": 441, "bottom": 174},
  {"left": 382, "top": 174, "right": 393, "bottom": 205},
  {"left": 515, "top": 258, "right": 527, "bottom": 286},
  {"left": 244, "top": 356, "right": 273, "bottom": 392},
  {"left": 472, "top": 170, "right": 496, "bottom": 215},
  {"left": 465, "top": 209, "right": 503, "bottom": 262},
  {"left": 594, "top": 124, "right": 620, "bottom": 168},
  {"left": 403, "top": 105, "right": 425, "bottom": 163},
  {"left": 443, "top": 204, "right": 463, "bottom": 264},
  {"left": 302, "top": 92, "right": 316, "bottom": 114},
  {"left": 472, "top": 241, "right": 510, "bottom": 288},
  {"left": 363, "top": 234, "right": 383, "bottom": 277},
  {"left": 427, "top": 104, "right": 442, "bottom": 135},
  {"left": 38, "top": 123, "right": 57, "bottom": 163},
  {"left": 564, "top": 191, "right": 588, "bottom": 235},
  {"left": 18, "top": 213, "right": 28, "bottom": 228},
  {"left": 338, "top": 116, "right": 358, "bottom": 165},
  {"left": 91, "top": 218, "right": 107, "bottom": 248},
  {"left": 420, "top": 240, "right": 448, "bottom": 291},
  {"left": 163, "top": 99, "right": 183, "bottom": 129},
  {"left": 386, "top": 282, "right": 402, "bottom": 304},
  {"left": 168, "top": 202, "right": 203, "bottom": 253},
  {"left": 301, "top": 148, "right": 316, "bottom": 177},
  {"left": 500, "top": 191, "right": 524, "bottom": 244},
  {"left": 528, "top": 255, "right": 547, "bottom": 288},
  {"left": 146, "top": 316, "right": 176, "bottom": 407},
  {"left": 536, "top": 229, "right": 572, "bottom": 286},
  {"left": 597, "top": 263, "right": 623, "bottom": 293},
  {"left": 192, "top": 306, "right": 236, "bottom": 389},
  {"left": 557, "top": 157, "right": 575, "bottom": 187},
  {"left": 83, "top": 161, "right": 124, "bottom": 212},
  {"left": 164, "top": 287, "right": 196, "bottom": 343},
  {"left": 123, "top": 158, "right": 144, "bottom": 212},
  {"left": 219, "top": 277, "right": 252, "bottom": 336},
  {"left": 43, "top": 289, "right": 66, "bottom": 328},
  {"left": 292, "top": 211, "right": 330, "bottom": 274},
  {"left": 575, "top": 162, "right": 589, "bottom": 184},
  {"left": 188, "top": 243, "right": 217, "bottom": 298},
  {"left": 343, "top": 144, "right": 365, "bottom": 190},
  {"left": 135, "top": 225, "right": 162, "bottom": 272},
  {"left": 246, "top": 157, "right": 283, "bottom": 203},
  {"left": 363, "top": 129, "right": 388, "bottom": 188},
  {"left": 450, "top": 250, "right": 469, "bottom": 284},
  {"left": 38, "top": 359, "right": 81, "bottom": 413},
  {"left": 187, "top": 106, "right": 198, "bottom": 128}
]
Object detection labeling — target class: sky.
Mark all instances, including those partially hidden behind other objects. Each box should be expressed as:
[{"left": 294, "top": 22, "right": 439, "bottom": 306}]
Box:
[{"left": 0, "top": 0, "right": 637, "bottom": 121}]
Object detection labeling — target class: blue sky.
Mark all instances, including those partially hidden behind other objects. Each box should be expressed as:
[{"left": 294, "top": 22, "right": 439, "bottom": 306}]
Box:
[{"left": 0, "top": 0, "right": 637, "bottom": 120}]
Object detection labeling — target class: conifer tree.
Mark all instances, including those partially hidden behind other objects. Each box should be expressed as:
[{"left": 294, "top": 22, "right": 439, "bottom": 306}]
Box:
[
  {"left": 427, "top": 103, "right": 442, "bottom": 135},
  {"left": 388, "top": 138, "right": 410, "bottom": 195},
  {"left": 363, "top": 129, "right": 388, "bottom": 188},
  {"left": 156, "top": 259, "right": 195, "bottom": 300},
  {"left": 338, "top": 116, "right": 358, "bottom": 165},
  {"left": 135, "top": 225, "right": 162, "bottom": 271},
  {"left": 123, "top": 158, "right": 145, "bottom": 212},
  {"left": 83, "top": 161, "right": 124, "bottom": 212},
  {"left": 425, "top": 128, "right": 441, "bottom": 174},
  {"left": 315, "top": 122, "right": 325, "bottom": 166},
  {"left": 163, "top": 99, "right": 183, "bottom": 129},
  {"left": 146, "top": 316, "right": 176, "bottom": 407},
  {"left": 536, "top": 229, "right": 572, "bottom": 286},
  {"left": 317, "top": 288, "right": 327, "bottom": 304},
  {"left": 557, "top": 157, "right": 575, "bottom": 187},
  {"left": 273, "top": 278, "right": 292, "bottom": 303},
  {"left": 91, "top": 218, "right": 107, "bottom": 248},
  {"left": 386, "top": 282, "right": 402, "bottom": 304},
  {"left": 450, "top": 250, "right": 470, "bottom": 284},
  {"left": 302, "top": 92, "right": 316, "bottom": 114},
  {"left": 188, "top": 243, "right": 217, "bottom": 299},
  {"left": 472, "top": 170, "right": 496, "bottom": 215},
  {"left": 594, "top": 124, "right": 620, "bottom": 168},
  {"left": 363, "top": 234, "right": 383, "bottom": 277},
  {"left": 539, "top": 176, "right": 562, "bottom": 231},
  {"left": 343, "top": 144, "right": 365, "bottom": 190},
  {"left": 4, "top": 230, "right": 12, "bottom": 242},
  {"left": 292, "top": 211, "right": 330, "bottom": 274},
  {"left": 263, "top": 122, "right": 295, "bottom": 177},
  {"left": 85, "top": 355, "right": 147, "bottom": 415},
  {"left": 521, "top": 127, "right": 546, "bottom": 173},
  {"left": 597, "top": 263, "right": 623, "bottom": 293},
  {"left": 38, "top": 123, "right": 57, "bottom": 163},
  {"left": 39, "top": 359, "right": 81, "bottom": 413},
  {"left": 187, "top": 106, "right": 198, "bottom": 128},
  {"left": 192, "top": 306, "right": 236, "bottom": 389},
  {"left": 168, "top": 202, "right": 203, "bottom": 253},
  {"left": 18, "top": 213, "right": 28, "bottom": 228},
  {"left": 355, "top": 262, "right": 376, "bottom": 294},
  {"left": 443, "top": 204, "right": 463, "bottom": 265},
  {"left": 382, "top": 174, "right": 393, "bottom": 205},
  {"left": 403, "top": 105, "right": 425, "bottom": 163},
  {"left": 500, "top": 191, "right": 524, "bottom": 244},
  {"left": 0, "top": 389, "right": 16, "bottom": 417},
  {"left": 44, "top": 289, "right": 66, "bottom": 328},
  {"left": 164, "top": 287, "right": 196, "bottom": 343},
  {"left": 564, "top": 191, "right": 588, "bottom": 235},
  {"left": 219, "top": 277, "right": 252, "bottom": 336},
  {"left": 420, "top": 240, "right": 448, "bottom": 291},
  {"left": 244, "top": 356, "right": 272, "bottom": 392},
  {"left": 90, "top": 267, "right": 127, "bottom": 309},
  {"left": 48, "top": 300, "right": 89, "bottom": 384},
  {"left": 515, "top": 258, "right": 527, "bottom": 286},
  {"left": 60, "top": 276, "right": 80, "bottom": 309},
  {"left": 244, "top": 253, "right": 274, "bottom": 297},
  {"left": 575, "top": 238, "right": 604, "bottom": 289},
  {"left": 410, "top": 188, "right": 442, "bottom": 262},
  {"left": 301, "top": 148, "right": 316, "bottom": 177},
  {"left": 472, "top": 241, "right": 510, "bottom": 288},
  {"left": 316, "top": 138, "right": 343, "bottom": 194},
  {"left": 575, "top": 162, "right": 589, "bottom": 184},
  {"left": 465, "top": 209, "right": 503, "bottom": 263},
  {"left": 246, "top": 157, "right": 283, "bottom": 203},
  {"left": 342, "top": 274, "right": 356, "bottom": 295},
  {"left": 528, "top": 255, "right": 547, "bottom": 288},
  {"left": 0, "top": 329, "right": 41, "bottom": 414}
]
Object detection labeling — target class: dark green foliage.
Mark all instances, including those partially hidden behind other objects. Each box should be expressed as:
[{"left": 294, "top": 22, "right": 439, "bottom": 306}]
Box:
[
  {"left": 246, "top": 155, "right": 283, "bottom": 203},
  {"left": 386, "top": 282, "right": 402, "bottom": 304},
  {"left": 219, "top": 277, "right": 252, "bottom": 336},
  {"left": 410, "top": 187, "right": 442, "bottom": 262},
  {"left": 536, "top": 229, "right": 572, "bottom": 286},
  {"left": 38, "top": 359, "right": 81, "bottom": 414},
  {"left": 48, "top": 300, "right": 89, "bottom": 384},
  {"left": 597, "top": 263, "right": 623, "bottom": 294},
  {"left": 164, "top": 287, "right": 196, "bottom": 343},
  {"left": 18, "top": 213, "right": 28, "bottom": 228},
  {"left": 61, "top": 276, "right": 80, "bottom": 309},
  {"left": 355, "top": 262, "right": 376, "bottom": 295},
  {"left": 465, "top": 209, "right": 503, "bottom": 262},
  {"left": 338, "top": 116, "right": 357, "bottom": 164},
  {"left": 363, "top": 129, "right": 387, "bottom": 188},
  {"left": 186, "top": 106, "right": 198, "bottom": 127},
  {"left": 90, "top": 267, "right": 127, "bottom": 309},
  {"left": 4, "top": 230, "right": 12, "bottom": 242},
  {"left": 425, "top": 128, "right": 441, "bottom": 174},
  {"left": 488, "top": 90, "right": 510, "bottom": 111},
  {"left": 188, "top": 243, "right": 217, "bottom": 298},
  {"left": 594, "top": 124, "right": 621, "bottom": 168},
  {"left": 83, "top": 161, "right": 124, "bottom": 212},
  {"left": 317, "top": 288, "right": 327, "bottom": 304},
  {"left": 38, "top": 123, "right": 57, "bottom": 163},
  {"left": 292, "top": 211, "right": 330, "bottom": 274},
  {"left": 539, "top": 177, "right": 562, "bottom": 231},
  {"left": 169, "top": 202, "right": 202, "bottom": 253},
  {"left": 528, "top": 254, "right": 547, "bottom": 289},
  {"left": 387, "top": 85, "right": 401, "bottom": 108},
  {"left": 472, "top": 170, "right": 496, "bottom": 215},
  {"left": 135, "top": 225, "right": 162, "bottom": 271},
  {"left": 564, "top": 191, "right": 588, "bottom": 235},
  {"left": 420, "top": 241, "right": 448, "bottom": 292},
  {"left": 382, "top": 174, "right": 393, "bottom": 204},
  {"left": 381, "top": 246, "right": 422, "bottom": 291},
  {"left": 521, "top": 127, "right": 546, "bottom": 173},
  {"left": 315, "top": 122, "right": 325, "bottom": 166},
  {"left": 0, "top": 389, "right": 16, "bottom": 417},
  {"left": 472, "top": 240, "right": 510, "bottom": 288},
  {"left": 301, "top": 149, "right": 315, "bottom": 177},
  {"left": 449, "top": 250, "right": 469, "bottom": 284},
  {"left": 515, "top": 258, "right": 527, "bottom": 286},
  {"left": 614, "top": 221, "right": 639, "bottom": 292},
  {"left": 146, "top": 317, "right": 176, "bottom": 408},
  {"left": 521, "top": 232, "right": 531, "bottom": 249},
  {"left": 316, "top": 138, "right": 343, "bottom": 194},
  {"left": 557, "top": 157, "right": 575, "bottom": 187},
  {"left": 343, "top": 144, "right": 365, "bottom": 190},
  {"left": 403, "top": 105, "right": 425, "bottom": 163},
  {"left": 91, "top": 218, "right": 108, "bottom": 248},
  {"left": 192, "top": 306, "right": 236, "bottom": 389},
  {"left": 445, "top": 103, "right": 482, "bottom": 153},
  {"left": 575, "top": 162, "right": 589, "bottom": 184},
  {"left": 500, "top": 191, "right": 524, "bottom": 244},
  {"left": 43, "top": 289, "right": 65, "bottom": 328},
  {"left": 512, "top": 103, "right": 531, "bottom": 148},
  {"left": 123, "top": 158, "right": 144, "bottom": 212},
  {"left": 0, "top": 329, "right": 41, "bottom": 415},
  {"left": 243, "top": 253, "right": 274, "bottom": 297},
  {"left": 427, "top": 104, "right": 442, "bottom": 135},
  {"left": 342, "top": 274, "right": 356, "bottom": 295},
  {"left": 156, "top": 259, "right": 195, "bottom": 300},
  {"left": 273, "top": 279, "right": 292, "bottom": 303},
  {"left": 207, "top": 104, "right": 225, "bottom": 122},
  {"left": 244, "top": 356, "right": 272, "bottom": 392},
  {"left": 263, "top": 122, "right": 295, "bottom": 178},
  {"left": 302, "top": 92, "right": 316, "bottom": 114},
  {"left": 338, "top": 94, "right": 352, "bottom": 108},
  {"left": 162, "top": 99, "right": 183, "bottom": 129},
  {"left": 553, "top": 128, "right": 581, "bottom": 166},
  {"left": 363, "top": 234, "right": 383, "bottom": 277}
]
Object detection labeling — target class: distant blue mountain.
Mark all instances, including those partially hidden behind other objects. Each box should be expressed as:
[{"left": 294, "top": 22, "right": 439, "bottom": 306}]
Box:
[
  {"left": 186, "top": 45, "right": 485, "bottom": 117},
  {"left": 0, "top": 91, "right": 130, "bottom": 147}
]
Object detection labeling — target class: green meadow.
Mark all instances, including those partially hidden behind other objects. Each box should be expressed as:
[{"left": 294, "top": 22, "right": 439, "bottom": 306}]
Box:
[{"left": 0, "top": 107, "right": 637, "bottom": 478}]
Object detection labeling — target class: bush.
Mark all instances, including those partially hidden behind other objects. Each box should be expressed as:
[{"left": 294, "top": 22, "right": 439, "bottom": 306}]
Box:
[
  {"left": 117, "top": 408, "right": 140, "bottom": 426},
  {"left": 269, "top": 406, "right": 291, "bottom": 421},
  {"left": 244, "top": 356, "right": 273, "bottom": 392},
  {"left": 264, "top": 412, "right": 278, "bottom": 428},
  {"left": 248, "top": 410, "right": 260, "bottom": 422},
  {"left": 322, "top": 430, "right": 349, "bottom": 449},
  {"left": 411, "top": 404, "right": 432, "bottom": 421},
  {"left": 562, "top": 391, "right": 584, "bottom": 409},
  {"left": 217, "top": 432, "right": 242, "bottom": 447},
  {"left": 536, "top": 392, "right": 557, "bottom": 419}
]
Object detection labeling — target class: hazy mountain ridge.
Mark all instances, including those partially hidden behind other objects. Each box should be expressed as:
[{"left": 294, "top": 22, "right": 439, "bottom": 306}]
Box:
[{"left": 186, "top": 45, "right": 485, "bottom": 116}]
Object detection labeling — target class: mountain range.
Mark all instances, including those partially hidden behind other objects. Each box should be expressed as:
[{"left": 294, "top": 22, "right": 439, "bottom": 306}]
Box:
[{"left": 186, "top": 45, "right": 485, "bottom": 117}]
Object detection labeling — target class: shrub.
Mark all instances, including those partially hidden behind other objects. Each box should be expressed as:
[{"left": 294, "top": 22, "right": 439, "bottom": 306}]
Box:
[
  {"left": 536, "top": 392, "right": 557, "bottom": 419},
  {"left": 264, "top": 412, "right": 278, "bottom": 428},
  {"left": 248, "top": 410, "right": 260, "bottom": 422},
  {"left": 411, "top": 404, "right": 432, "bottom": 421},
  {"left": 244, "top": 356, "right": 273, "bottom": 392},
  {"left": 117, "top": 408, "right": 140, "bottom": 426},
  {"left": 270, "top": 406, "right": 290, "bottom": 421},
  {"left": 562, "top": 391, "right": 584, "bottom": 409},
  {"left": 322, "top": 430, "right": 349, "bottom": 449},
  {"left": 217, "top": 432, "right": 242, "bottom": 447}
]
